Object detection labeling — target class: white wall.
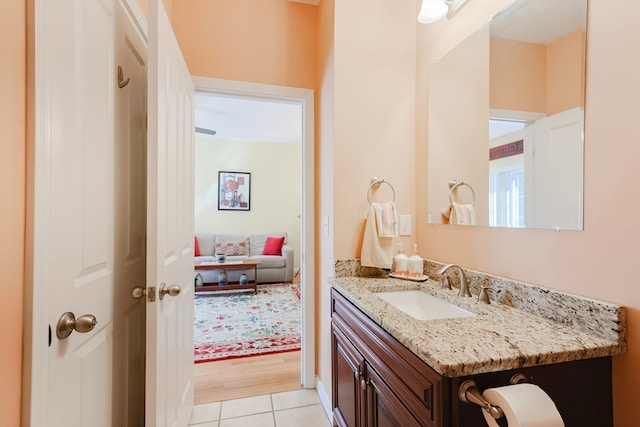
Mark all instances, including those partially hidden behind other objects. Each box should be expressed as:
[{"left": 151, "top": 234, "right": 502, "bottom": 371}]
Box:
[{"left": 195, "top": 137, "right": 301, "bottom": 269}]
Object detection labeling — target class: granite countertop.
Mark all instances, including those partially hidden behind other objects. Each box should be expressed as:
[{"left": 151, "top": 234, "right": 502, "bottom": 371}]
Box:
[{"left": 329, "top": 276, "right": 626, "bottom": 378}]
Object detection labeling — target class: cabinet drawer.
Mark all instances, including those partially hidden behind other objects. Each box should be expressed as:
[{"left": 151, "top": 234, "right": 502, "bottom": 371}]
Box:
[{"left": 332, "top": 288, "right": 448, "bottom": 427}]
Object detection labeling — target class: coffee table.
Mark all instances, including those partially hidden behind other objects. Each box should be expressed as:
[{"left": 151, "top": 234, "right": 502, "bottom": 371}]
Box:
[{"left": 194, "top": 260, "right": 261, "bottom": 294}]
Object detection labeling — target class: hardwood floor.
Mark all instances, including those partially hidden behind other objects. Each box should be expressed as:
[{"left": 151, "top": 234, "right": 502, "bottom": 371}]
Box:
[
  {"left": 194, "top": 350, "right": 302, "bottom": 404},
  {"left": 194, "top": 273, "right": 303, "bottom": 404}
]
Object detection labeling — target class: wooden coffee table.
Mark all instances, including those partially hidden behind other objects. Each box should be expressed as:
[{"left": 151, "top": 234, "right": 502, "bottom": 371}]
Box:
[{"left": 194, "top": 260, "right": 261, "bottom": 294}]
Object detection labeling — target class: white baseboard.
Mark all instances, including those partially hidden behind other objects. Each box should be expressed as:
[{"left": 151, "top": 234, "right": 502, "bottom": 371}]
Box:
[{"left": 315, "top": 377, "right": 336, "bottom": 426}]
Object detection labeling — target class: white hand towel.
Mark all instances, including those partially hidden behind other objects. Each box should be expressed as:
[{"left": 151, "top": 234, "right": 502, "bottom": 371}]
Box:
[
  {"left": 373, "top": 202, "right": 398, "bottom": 237},
  {"left": 451, "top": 202, "right": 476, "bottom": 225},
  {"left": 361, "top": 204, "right": 395, "bottom": 269}
]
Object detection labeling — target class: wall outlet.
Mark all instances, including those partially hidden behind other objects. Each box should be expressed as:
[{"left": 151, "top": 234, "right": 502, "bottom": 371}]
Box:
[{"left": 399, "top": 215, "right": 412, "bottom": 236}]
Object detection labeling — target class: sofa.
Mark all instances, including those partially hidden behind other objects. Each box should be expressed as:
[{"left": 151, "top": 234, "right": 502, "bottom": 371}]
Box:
[{"left": 194, "top": 232, "right": 294, "bottom": 284}]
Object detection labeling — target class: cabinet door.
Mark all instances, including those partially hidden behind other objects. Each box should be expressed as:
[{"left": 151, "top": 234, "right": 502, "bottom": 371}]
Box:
[
  {"left": 366, "top": 363, "right": 423, "bottom": 427},
  {"left": 332, "top": 324, "right": 365, "bottom": 427}
]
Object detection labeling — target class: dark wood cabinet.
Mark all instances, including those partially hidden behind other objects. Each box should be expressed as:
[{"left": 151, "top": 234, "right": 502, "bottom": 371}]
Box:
[
  {"left": 365, "top": 362, "right": 425, "bottom": 427},
  {"left": 332, "top": 324, "right": 364, "bottom": 427},
  {"left": 450, "top": 358, "right": 613, "bottom": 427},
  {"left": 331, "top": 288, "right": 447, "bottom": 427},
  {"left": 331, "top": 287, "right": 613, "bottom": 427}
]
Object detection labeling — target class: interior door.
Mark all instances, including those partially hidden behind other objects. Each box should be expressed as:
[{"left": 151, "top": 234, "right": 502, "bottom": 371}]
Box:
[
  {"left": 30, "top": 0, "right": 116, "bottom": 425},
  {"left": 525, "top": 107, "right": 584, "bottom": 230},
  {"left": 146, "top": 1, "right": 195, "bottom": 425},
  {"left": 112, "top": 1, "right": 148, "bottom": 425}
]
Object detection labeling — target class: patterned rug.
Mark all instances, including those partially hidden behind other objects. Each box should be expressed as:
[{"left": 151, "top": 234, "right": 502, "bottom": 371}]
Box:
[{"left": 194, "top": 283, "right": 301, "bottom": 363}]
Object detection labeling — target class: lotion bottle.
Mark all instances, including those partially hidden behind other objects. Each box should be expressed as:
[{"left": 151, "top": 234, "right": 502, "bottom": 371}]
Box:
[
  {"left": 408, "top": 244, "right": 423, "bottom": 278},
  {"left": 393, "top": 243, "right": 408, "bottom": 277}
]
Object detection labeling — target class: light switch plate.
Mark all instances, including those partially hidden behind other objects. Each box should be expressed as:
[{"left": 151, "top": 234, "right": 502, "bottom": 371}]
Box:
[{"left": 399, "top": 215, "right": 412, "bottom": 236}]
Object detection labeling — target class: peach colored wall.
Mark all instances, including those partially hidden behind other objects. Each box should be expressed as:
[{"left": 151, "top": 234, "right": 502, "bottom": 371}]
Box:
[
  {"left": 0, "top": 0, "right": 25, "bottom": 425},
  {"left": 547, "top": 28, "right": 586, "bottom": 115},
  {"left": 490, "top": 29, "right": 585, "bottom": 115},
  {"left": 317, "top": 0, "right": 335, "bottom": 391},
  {"left": 490, "top": 37, "right": 547, "bottom": 113},
  {"left": 170, "top": 0, "right": 317, "bottom": 89},
  {"left": 417, "top": 1, "right": 640, "bottom": 425},
  {"left": 318, "top": 0, "right": 417, "bottom": 406},
  {"left": 428, "top": 26, "right": 489, "bottom": 225},
  {"left": 332, "top": 0, "right": 416, "bottom": 259}
]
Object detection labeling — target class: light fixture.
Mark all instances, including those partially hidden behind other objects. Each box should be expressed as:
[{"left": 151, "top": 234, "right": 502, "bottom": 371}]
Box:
[{"left": 418, "top": 0, "right": 470, "bottom": 24}]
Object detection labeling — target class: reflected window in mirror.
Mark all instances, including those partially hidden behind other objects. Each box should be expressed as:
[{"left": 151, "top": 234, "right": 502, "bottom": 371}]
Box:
[{"left": 489, "top": 118, "right": 527, "bottom": 227}]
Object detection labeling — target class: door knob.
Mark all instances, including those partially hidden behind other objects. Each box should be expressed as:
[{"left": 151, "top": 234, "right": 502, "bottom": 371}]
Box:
[
  {"left": 56, "top": 312, "right": 97, "bottom": 339},
  {"left": 131, "top": 286, "right": 146, "bottom": 299},
  {"left": 159, "top": 283, "right": 181, "bottom": 300}
]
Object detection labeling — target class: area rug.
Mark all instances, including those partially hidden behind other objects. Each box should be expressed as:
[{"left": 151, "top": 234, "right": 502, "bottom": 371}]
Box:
[{"left": 194, "top": 283, "right": 301, "bottom": 363}]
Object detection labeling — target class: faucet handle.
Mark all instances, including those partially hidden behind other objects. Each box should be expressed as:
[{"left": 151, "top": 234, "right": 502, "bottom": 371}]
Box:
[
  {"left": 478, "top": 286, "right": 496, "bottom": 304},
  {"left": 442, "top": 275, "right": 452, "bottom": 290}
]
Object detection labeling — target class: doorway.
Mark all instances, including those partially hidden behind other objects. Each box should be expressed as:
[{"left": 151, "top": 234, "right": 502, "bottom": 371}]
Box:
[{"left": 192, "top": 77, "right": 315, "bottom": 401}]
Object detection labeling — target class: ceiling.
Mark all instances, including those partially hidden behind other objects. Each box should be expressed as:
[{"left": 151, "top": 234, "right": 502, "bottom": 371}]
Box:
[
  {"left": 491, "top": 0, "right": 587, "bottom": 45},
  {"left": 194, "top": 92, "right": 303, "bottom": 145}
]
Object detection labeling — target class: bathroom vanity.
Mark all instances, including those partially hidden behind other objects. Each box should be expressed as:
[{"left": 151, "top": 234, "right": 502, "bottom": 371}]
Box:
[{"left": 330, "top": 276, "right": 625, "bottom": 427}]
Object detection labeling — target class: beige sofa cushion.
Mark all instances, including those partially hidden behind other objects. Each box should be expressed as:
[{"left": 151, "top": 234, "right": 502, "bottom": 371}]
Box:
[
  {"left": 214, "top": 235, "right": 250, "bottom": 255},
  {"left": 195, "top": 233, "right": 215, "bottom": 256}
]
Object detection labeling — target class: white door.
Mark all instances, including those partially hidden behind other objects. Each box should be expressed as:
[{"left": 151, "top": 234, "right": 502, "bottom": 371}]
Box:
[
  {"left": 30, "top": 1, "right": 193, "bottom": 425},
  {"left": 30, "top": 0, "right": 116, "bottom": 425},
  {"left": 525, "top": 107, "right": 584, "bottom": 230},
  {"left": 146, "top": 1, "right": 195, "bottom": 425},
  {"left": 113, "top": 1, "right": 148, "bottom": 425}
]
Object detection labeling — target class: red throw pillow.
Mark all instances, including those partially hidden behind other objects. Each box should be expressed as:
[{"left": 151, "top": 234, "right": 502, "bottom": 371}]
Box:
[
  {"left": 194, "top": 236, "right": 201, "bottom": 256},
  {"left": 262, "top": 236, "right": 285, "bottom": 255}
]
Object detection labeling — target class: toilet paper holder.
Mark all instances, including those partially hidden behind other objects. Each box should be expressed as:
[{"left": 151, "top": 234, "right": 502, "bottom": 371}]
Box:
[{"left": 459, "top": 374, "right": 528, "bottom": 420}]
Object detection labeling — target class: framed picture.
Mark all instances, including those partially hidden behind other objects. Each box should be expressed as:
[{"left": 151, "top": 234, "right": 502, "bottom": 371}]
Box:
[{"left": 218, "top": 171, "right": 251, "bottom": 211}]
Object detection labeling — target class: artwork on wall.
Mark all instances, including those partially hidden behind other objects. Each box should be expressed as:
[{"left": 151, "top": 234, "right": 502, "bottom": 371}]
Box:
[{"left": 218, "top": 171, "right": 251, "bottom": 211}]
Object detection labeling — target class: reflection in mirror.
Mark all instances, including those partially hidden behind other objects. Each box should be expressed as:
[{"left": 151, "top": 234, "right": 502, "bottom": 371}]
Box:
[{"left": 427, "top": 0, "right": 587, "bottom": 230}]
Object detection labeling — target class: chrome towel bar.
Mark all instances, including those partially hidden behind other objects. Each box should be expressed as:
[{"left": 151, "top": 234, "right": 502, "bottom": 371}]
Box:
[
  {"left": 367, "top": 177, "right": 396, "bottom": 205},
  {"left": 448, "top": 179, "right": 476, "bottom": 206}
]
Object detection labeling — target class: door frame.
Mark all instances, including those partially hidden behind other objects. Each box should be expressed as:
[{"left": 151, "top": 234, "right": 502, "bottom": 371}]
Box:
[{"left": 192, "top": 76, "right": 315, "bottom": 388}]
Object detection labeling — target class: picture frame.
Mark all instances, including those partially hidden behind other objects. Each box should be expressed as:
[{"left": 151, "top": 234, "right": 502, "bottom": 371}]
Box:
[{"left": 218, "top": 171, "right": 251, "bottom": 211}]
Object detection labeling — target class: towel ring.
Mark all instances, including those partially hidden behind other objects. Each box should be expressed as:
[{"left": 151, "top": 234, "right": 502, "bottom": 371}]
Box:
[
  {"left": 367, "top": 177, "right": 396, "bottom": 205},
  {"left": 448, "top": 180, "right": 476, "bottom": 206}
]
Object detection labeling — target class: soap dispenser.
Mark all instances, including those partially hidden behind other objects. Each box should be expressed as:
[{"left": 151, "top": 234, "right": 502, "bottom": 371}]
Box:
[
  {"left": 393, "top": 243, "right": 408, "bottom": 277},
  {"left": 408, "top": 244, "right": 423, "bottom": 279}
]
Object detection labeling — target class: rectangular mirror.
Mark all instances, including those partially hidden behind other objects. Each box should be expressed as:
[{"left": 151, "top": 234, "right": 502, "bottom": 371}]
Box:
[{"left": 427, "top": 0, "right": 587, "bottom": 230}]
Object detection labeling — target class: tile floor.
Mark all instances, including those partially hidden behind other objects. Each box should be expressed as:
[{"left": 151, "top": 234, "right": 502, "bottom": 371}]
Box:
[{"left": 189, "top": 389, "right": 333, "bottom": 427}]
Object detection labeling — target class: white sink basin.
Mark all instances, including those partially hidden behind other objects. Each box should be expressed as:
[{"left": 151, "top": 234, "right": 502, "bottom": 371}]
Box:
[{"left": 375, "top": 290, "right": 475, "bottom": 321}]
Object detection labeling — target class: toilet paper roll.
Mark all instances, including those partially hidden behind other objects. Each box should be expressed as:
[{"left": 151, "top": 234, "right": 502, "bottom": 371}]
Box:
[{"left": 481, "top": 383, "right": 565, "bottom": 427}]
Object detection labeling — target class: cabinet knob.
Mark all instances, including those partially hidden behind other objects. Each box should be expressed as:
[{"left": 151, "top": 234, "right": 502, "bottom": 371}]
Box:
[{"left": 361, "top": 378, "right": 367, "bottom": 391}]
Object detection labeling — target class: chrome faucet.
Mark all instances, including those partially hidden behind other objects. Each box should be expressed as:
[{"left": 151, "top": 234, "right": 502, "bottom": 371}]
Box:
[{"left": 437, "top": 264, "right": 472, "bottom": 297}]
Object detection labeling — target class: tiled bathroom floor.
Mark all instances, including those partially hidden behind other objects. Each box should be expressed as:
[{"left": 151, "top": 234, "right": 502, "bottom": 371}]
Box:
[{"left": 189, "top": 388, "right": 333, "bottom": 427}]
